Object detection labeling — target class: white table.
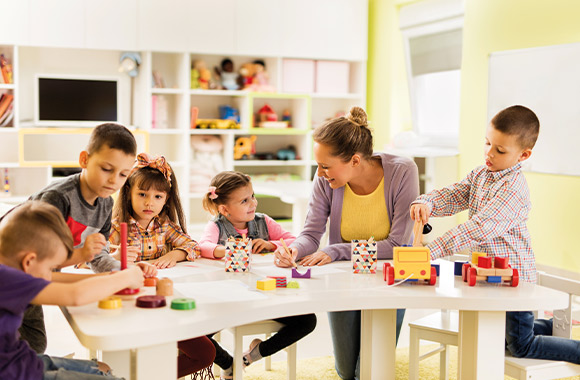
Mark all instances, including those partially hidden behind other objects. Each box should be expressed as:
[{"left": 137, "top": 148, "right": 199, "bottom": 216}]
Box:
[{"left": 61, "top": 257, "right": 568, "bottom": 380}]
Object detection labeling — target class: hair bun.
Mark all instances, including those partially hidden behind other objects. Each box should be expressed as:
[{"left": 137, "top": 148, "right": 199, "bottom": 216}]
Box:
[{"left": 346, "top": 106, "right": 368, "bottom": 128}]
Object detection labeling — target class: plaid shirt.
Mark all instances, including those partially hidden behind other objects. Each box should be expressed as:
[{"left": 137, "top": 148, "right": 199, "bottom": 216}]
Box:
[
  {"left": 110, "top": 216, "right": 200, "bottom": 262},
  {"left": 414, "top": 163, "right": 537, "bottom": 283}
]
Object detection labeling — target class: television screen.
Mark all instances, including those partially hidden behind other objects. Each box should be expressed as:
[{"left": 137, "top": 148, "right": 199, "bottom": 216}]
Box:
[{"left": 37, "top": 76, "right": 118, "bottom": 125}]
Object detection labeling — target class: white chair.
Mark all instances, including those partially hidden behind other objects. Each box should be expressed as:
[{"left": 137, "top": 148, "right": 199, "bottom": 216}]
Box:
[
  {"left": 408, "top": 272, "right": 580, "bottom": 380},
  {"left": 214, "top": 320, "right": 297, "bottom": 380}
]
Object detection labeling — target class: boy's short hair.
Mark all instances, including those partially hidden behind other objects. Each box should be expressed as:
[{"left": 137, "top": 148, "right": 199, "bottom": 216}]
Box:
[
  {"left": 87, "top": 123, "right": 137, "bottom": 155},
  {"left": 0, "top": 201, "right": 73, "bottom": 262},
  {"left": 491, "top": 105, "right": 540, "bottom": 149}
]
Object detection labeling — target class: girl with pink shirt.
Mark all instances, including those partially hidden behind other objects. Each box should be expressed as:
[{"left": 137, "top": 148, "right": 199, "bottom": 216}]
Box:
[{"left": 200, "top": 171, "right": 316, "bottom": 380}]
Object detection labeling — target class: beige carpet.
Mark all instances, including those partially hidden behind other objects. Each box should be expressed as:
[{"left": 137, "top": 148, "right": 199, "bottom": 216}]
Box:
[{"left": 242, "top": 328, "right": 580, "bottom": 380}]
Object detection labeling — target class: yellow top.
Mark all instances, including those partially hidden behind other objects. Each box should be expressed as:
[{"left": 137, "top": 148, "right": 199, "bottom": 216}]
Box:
[{"left": 340, "top": 177, "right": 390, "bottom": 242}]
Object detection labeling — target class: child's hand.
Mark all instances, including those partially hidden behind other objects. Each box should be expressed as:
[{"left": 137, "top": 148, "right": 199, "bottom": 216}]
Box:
[
  {"left": 123, "top": 266, "right": 145, "bottom": 289},
  {"left": 79, "top": 233, "right": 107, "bottom": 262},
  {"left": 213, "top": 246, "right": 226, "bottom": 259},
  {"left": 274, "top": 246, "right": 298, "bottom": 267},
  {"left": 150, "top": 250, "right": 185, "bottom": 269},
  {"left": 252, "top": 239, "right": 276, "bottom": 254},
  {"left": 135, "top": 261, "right": 158, "bottom": 277},
  {"left": 410, "top": 204, "right": 430, "bottom": 225},
  {"left": 111, "top": 245, "right": 140, "bottom": 263}
]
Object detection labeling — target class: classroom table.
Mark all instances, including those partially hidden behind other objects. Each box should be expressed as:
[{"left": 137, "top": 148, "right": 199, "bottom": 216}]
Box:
[{"left": 61, "top": 256, "right": 568, "bottom": 380}]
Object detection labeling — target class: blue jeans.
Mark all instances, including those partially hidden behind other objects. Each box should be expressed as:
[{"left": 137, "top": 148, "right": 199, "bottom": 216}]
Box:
[
  {"left": 41, "top": 355, "right": 124, "bottom": 380},
  {"left": 506, "top": 311, "right": 580, "bottom": 364},
  {"left": 328, "top": 309, "right": 405, "bottom": 380}
]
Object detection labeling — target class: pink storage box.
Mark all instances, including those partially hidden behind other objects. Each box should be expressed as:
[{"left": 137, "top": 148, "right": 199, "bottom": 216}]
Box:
[
  {"left": 315, "top": 60, "right": 350, "bottom": 94},
  {"left": 282, "top": 59, "right": 315, "bottom": 93}
]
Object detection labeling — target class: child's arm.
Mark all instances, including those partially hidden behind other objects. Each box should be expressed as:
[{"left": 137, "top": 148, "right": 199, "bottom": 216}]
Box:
[
  {"left": 412, "top": 172, "right": 473, "bottom": 218},
  {"left": 263, "top": 215, "right": 295, "bottom": 250},
  {"left": 162, "top": 221, "right": 201, "bottom": 262},
  {"left": 88, "top": 211, "right": 121, "bottom": 273},
  {"left": 199, "top": 221, "right": 225, "bottom": 259},
  {"left": 31, "top": 267, "right": 144, "bottom": 306},
  {"left": 428, "top": 182, "right": 529, "bottom": 260}
]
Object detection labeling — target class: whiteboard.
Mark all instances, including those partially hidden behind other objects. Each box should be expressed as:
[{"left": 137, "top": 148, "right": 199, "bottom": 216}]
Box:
[{"left": 487, "top": 42, "right": 580, "bottom": 176}]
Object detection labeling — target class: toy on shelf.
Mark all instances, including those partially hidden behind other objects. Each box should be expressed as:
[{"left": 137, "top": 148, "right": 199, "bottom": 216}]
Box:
[
  {"left": 214, "top": 58, "right": 240, "bottom": 90},
  {"left": 191, "top": 59, "right": 217, "bottom": 90},
  {"left": 225, "top": 237, "right": 252, "bottom": 272},
  {"left": 156, "top": 278, "right": 173, "bottom": 296},
  {"left": 352, "top": 237, "right": 377, "bottom": 274},
  {"left": 292, "top": 268, "right": 311, "bottom": 279},
  {"left": 276, "top": 146, "right": 297, "bottom": 160},
  {"left": 195, "top": 119, "right": 239, "bottom": 129},
  {"left": 257, "top": 278, "right": 276, "bottom": 291},
  {"left": 190, "top": 135, "right": 225, "bottom": 193},
  {"left": 462, "top": 252, "right": 519, "bottom": 287},
  {"left": 152, "top": 70, "right": 165, "bottom": 88},
  {"left": 1, "top": 168, "right": 10, "bottom": 197},
  {"left": 234, "top": 136, "right": 257, "bottom": 160},
  {"left": 219, "top": 105, "right": 240, "bottom": 123},
  {"left": 384, "top": 220, "right": 436, "bottom": 286},
  {"left": 256, "top": 104, "right": 289, "bottom": 128},
  {"left": 238, "top": 60, "right": 275, "bottom": 92}
]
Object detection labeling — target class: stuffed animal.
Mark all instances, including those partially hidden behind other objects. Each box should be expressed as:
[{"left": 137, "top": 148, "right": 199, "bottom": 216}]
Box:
[
  {"left": 238, "top": 62, "right": 257, "bottom": 90},
  {"left": 190, "top": 135, "right": 225, "bottom": 192}
]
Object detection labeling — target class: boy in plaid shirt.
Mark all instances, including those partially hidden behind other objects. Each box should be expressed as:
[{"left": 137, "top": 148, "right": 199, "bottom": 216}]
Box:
[{"left": 411, "top": 105, "right": 580, "bottom": 363}]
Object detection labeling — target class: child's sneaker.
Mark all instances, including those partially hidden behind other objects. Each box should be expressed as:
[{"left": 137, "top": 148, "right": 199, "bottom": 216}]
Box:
[{"left": 242, "top": 338, "right": 263, "bottom": 367}]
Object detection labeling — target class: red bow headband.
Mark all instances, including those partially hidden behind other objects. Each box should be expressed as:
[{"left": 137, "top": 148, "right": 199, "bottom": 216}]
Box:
[{"left": 132, "top": 153, "right": 172, "bottom": 186}]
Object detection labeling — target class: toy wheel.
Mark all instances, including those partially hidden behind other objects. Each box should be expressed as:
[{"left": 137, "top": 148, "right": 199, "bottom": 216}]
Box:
[
  {"left": 429, "top": 266, "right": 437, "bottom": 286},
  {"left": 462, "top": 263, "right": 471, "bottom": 282},
  {"left": 385, "top": 266, "right": 395, "bottom": 285},
  {"left": 467, "top": 267, "right": 477, "bottom": 286},
  {"left": 511, "top": 269, "right": 519, "bottom": 287}
]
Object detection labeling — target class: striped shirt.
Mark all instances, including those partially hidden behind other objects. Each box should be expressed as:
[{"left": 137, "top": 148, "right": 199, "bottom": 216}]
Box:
[
  {"left": 413, "top": 163, "right": 536, "bottom": 283},
  {"left": 110, "top": 216, "right": 200, "bottom": 262}
]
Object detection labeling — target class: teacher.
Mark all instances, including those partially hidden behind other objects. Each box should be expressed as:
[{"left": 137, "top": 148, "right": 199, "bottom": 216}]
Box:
[{"left": 275, "top": 106, "right": 419, "bottom": 380}]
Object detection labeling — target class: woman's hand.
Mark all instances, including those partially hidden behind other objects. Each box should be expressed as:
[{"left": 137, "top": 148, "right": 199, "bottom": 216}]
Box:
[
  {"left": 274, "top": 246, "right": 298, "bottom": 267},
  {"left": 252, "top": 239, "right": 276, "bottom": 254},
  {"left": 150, "top": 250, "right": 186, "bottom": 269},
  {"left": 300, "top": 251, "right": 331, "bottom": 266}
]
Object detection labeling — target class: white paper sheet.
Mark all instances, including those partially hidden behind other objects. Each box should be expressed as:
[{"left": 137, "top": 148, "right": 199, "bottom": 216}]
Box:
[
  {"left": 251, "top": 265, "right": 345, "bottom": 278},
  {"left": 156, "top": 263, "right": 222, "bottom": 279},
  {"left": 173, "top": 280, "right": 268, "bottom": 303}
]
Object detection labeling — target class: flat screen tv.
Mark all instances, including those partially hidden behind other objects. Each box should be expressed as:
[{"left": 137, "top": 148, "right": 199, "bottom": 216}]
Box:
[{"left": 35, "top": 75, "right": 121, "bottom": 127}]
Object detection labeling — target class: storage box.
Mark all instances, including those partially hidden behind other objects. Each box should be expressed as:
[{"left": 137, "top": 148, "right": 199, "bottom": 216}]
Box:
[
  {"left": 352, "top": 239, "right": 377, "bottom": 274},
  {"left": 225, "top": 238, "right": 252, "bottom": 272},
  {"left": 282, "top": 59, "right": 315, "bottom": 93},
  {"left": 315, "top": 60, "right": 350, "bottom": 94}
]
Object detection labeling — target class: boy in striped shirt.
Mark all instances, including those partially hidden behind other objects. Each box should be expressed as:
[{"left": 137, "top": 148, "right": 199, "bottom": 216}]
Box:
[{"left": 411, "top": 105, "right": 580, "bottom": 364}]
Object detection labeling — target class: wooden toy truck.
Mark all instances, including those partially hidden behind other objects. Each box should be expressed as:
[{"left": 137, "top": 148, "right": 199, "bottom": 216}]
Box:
[
  {"left": 384, "top": 246, "right": 437, "bottom": 285},
  {"left": 462, "top": 252, "right": 519, "bottom": 287}
]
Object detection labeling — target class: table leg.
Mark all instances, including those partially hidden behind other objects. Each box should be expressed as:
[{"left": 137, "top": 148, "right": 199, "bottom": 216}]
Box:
[
  {"left": 101, "top": 341, "right": 177, "bottom": 380},
  {"left": 360, "top": 309, "right": 397, "bottom": 380},
  {"left": 458, "top": 310, "right": 505, "bottom": 379}
]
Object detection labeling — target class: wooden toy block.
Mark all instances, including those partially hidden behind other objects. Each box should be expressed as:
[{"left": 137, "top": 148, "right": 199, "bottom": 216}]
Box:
[
  {"left": 471, "top": 252, "right": 487, "bottom": 265},
  {"left": 136, "top": 295, "right": 167, "bottom": 308},
  {"left": 454, "top": 261, "right": 467, "bottom": 276},
  {"left": 268, "top": 276, "right": 287, "bottom": 288},
  {"left": 116, "top": 287, "right": 140, "bottom": 295},
  {"left": 225, "top": 238, "right": 252, "bottom": 272},
  {"left": 171, "top": 298, "right": 196, "bottom": 310},
  {"left": 475, "top": 267, "right": 496, "bottom": 276},
  {"left": 116, "top": 222, "right": 140, "bottom": 295},
  {"left": 495, "top": 267, "right": 514, "bottom": 276},
  {"left": 351, "top": 238, "right": 378, "bottom": 274},
  {"left": 494, "top": 257, "right": 508, "bottom": 269},
  {"left": 144, "top": 277, "right": 158, "bottom": 287},
  {"left": 287, "top": 280, "right": 300, "bottom": 288},
  {"left": 292, "top": 268, "right": 311, "bottom": 279},
  {"left": 432, "top": 263, "right": 440, "bottom": 276},
  {"left": 478, "top": 256, "right": 492, "bottom": 268},
  {"left": 98, "top": 296, "right": 122, "bottom": 309},
  {"left": 486, "top": 276, "right": 502, "bottom": 283},
  {"left": 156, "top": 277, "right": 174, "bottom": 296},
  {"left": 257, "top": 278, "right": 276, "bottom": 290}
]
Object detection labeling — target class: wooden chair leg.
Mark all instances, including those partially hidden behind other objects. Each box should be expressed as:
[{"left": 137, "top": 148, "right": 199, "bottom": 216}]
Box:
[
  {"left": 440, "top": 344, "right": 449, "bottom": 380},
  {"left": 233, "top": 328, "right": 244, "bottom": 380},
  {"left": 264, "top": 332, "right": 272, "bottom": 371},
  {"left": 287, "top": 343, "right": 297, "bottom": 380},
  {"left": 409, "top": 327, "right": 421, "bottom": 380}
]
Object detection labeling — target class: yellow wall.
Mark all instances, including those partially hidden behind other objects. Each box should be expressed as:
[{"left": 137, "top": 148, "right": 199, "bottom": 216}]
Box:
[
  {"left": 367, "top": 0, "right": 413, "bottom": 151},
  {"left": 461, "top": 0, "right": 580, "bottom": 273}
]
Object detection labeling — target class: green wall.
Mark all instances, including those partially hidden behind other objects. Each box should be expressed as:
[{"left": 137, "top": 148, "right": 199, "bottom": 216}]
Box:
[{"left": 367, "top": 0, "right": 580, "bottom": 274}]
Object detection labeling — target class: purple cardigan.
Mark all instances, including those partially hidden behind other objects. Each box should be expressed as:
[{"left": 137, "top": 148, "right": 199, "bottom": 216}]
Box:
[{"left": 291, "top": 152, "right": 419, "bottom": 261}]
